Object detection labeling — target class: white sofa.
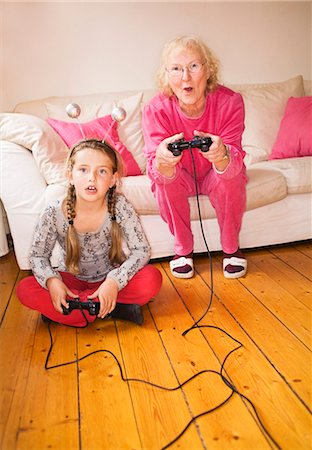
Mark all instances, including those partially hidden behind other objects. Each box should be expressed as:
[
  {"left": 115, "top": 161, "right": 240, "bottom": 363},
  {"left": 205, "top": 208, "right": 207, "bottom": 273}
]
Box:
[{"left": 0, "top": 75, "right": 311, "bottom": 270}]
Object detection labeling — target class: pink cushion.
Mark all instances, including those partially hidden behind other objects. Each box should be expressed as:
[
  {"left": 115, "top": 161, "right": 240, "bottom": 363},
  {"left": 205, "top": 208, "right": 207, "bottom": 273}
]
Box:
[
  {"left": 269, "top": 97, "right": 312, "bottom": 160},
  {"left": 47, "top": 115, "right": 142, "bottom": 176}
]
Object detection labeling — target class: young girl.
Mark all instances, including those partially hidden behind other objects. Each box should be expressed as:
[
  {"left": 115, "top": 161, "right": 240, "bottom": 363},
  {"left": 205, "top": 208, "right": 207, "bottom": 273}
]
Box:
[{"left": 16, "top": 139, "right": 162, "bottom": 327}]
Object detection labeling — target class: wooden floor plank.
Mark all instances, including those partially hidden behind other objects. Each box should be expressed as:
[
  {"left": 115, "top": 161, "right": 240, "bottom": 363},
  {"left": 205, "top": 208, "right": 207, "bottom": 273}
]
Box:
[
  {"left": 116, "top": 302, "right": 204, "bottom": 450},
  {"left": 195, "top": 255, "right": 311, "bottom": 406},
  {"left": 269, "top": 246, "right": 312, "bottom": 280},
  {"left": 0, "top": 271, "right": 38, "bottom": 450},
  {"left": 0, "top": 251, "right": 19, "bottom": 321},
  {"left": 292, "top": 241, "right": 312, "bottom": 258},
  {"left": 161, "top": 258, "right": 311, "bottom": 450},
  {"left": 236, "top": 252, "right": 310, "bottom": 347},
  {"left": 16, "top": 320, "right": 79, "bottom": 450},
  {"left": 77, "top": 319, "right": 142, "bottom": 450},
  {"left": 148, "top": 264, "right": 271, "bottom": 450},
  {"left": 247, "top": 248, "right": 311, "bottom": 310}
]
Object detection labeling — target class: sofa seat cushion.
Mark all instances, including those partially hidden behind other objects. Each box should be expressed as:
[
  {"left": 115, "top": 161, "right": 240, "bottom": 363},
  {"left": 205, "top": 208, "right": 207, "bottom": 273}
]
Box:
[
  {"left": 252, "top": 156, "right": 312, "bottom": 194},
  {"left": 121, "top": 169, "right": 287, "bottom": 220}
]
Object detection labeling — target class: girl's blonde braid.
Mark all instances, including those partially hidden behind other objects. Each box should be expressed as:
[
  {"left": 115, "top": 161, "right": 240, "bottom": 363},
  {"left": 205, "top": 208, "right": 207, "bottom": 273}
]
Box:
[
  {"left": 65, "top": 184, "right": 80, "bottom": 274},
  {"left": 66, "top": 184, "right": 76, "bottom": 224},
  {"left": 107, "top": 186, "right": 125, "bottom": 266},
  {"left": 107, "top": 186, "right": 117, "bottom": 221}
]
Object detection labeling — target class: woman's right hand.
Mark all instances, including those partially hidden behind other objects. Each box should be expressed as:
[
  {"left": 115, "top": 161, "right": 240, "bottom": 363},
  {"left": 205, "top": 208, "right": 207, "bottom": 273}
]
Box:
[
  {"left": 46, "top": 277, "right": 77, "bottom": 314},
  {"left": 155, "top": 132, "right": 184, "bottom": 177}
]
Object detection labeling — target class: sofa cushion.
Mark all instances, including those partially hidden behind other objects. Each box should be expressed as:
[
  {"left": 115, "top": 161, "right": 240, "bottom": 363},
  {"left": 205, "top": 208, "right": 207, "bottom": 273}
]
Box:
[
  {"left": 121, "top": 169, "right": 287, "bottom": 219},
  {"left": 229, "top": 76, "right": 305, "bottom": 166},
  {"left": 252, "top": 156, "right": 312, "bottom": 194},
  {"left": 0, "top": 113, "right": 68, "bottom": 184},
  {"left": 269, "top": 96, "right": 312, "bottom": 160},
  {"left": 47, "top": 115, "right": 142, "bottom": 177}
]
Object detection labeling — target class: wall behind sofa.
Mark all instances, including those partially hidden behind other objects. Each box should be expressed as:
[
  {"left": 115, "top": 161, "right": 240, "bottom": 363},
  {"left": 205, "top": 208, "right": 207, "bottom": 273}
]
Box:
[{"left": 1, "top": 1, "right": 311, "bottom": 112}]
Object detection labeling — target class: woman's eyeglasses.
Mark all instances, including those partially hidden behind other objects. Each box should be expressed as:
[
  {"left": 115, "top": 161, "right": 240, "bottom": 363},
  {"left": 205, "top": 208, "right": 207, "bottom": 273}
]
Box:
[{"left": 166, "top": 61, "right": 206, "bottom": 77}]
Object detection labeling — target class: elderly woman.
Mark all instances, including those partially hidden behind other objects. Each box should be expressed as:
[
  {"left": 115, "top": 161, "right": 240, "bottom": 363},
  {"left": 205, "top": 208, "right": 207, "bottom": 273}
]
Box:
[{"left": 142, "top": 35, "right": 248, "bottom": 279}]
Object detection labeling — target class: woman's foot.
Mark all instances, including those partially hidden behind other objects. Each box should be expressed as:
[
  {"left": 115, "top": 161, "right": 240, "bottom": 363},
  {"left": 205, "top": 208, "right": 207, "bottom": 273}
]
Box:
[
  {"left": 170, "top": 253, "right": 194, "bottom": 279},
  {"left": 223, "top": 249, "right": 247, "bottom": 279}
]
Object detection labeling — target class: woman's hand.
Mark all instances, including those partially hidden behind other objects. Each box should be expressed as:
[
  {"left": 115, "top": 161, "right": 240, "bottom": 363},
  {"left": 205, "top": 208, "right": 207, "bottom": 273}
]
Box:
[
  {"left": 155, "top": 132, "right": 184, "bottom": 177},
  {"left": 194, "top": 130, "right": 230, "bottom": 171},
  {"left": 46, "top": 277, "right": 77, "bottom": 313},
  {"left": 88, "top": 278, "right": 119, "bottom": 319}
]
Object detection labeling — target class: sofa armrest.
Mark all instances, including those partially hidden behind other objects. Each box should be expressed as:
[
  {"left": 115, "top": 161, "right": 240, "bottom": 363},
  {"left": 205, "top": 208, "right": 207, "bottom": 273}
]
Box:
[{"left": 0, "top": 140, "right": 47, "bottom": 268}]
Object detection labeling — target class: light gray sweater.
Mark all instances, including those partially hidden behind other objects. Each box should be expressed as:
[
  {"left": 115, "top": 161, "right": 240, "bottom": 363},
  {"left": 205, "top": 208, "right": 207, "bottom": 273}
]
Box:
[{"left": 30, "top": 194, "right": 151, "bottom": 290}]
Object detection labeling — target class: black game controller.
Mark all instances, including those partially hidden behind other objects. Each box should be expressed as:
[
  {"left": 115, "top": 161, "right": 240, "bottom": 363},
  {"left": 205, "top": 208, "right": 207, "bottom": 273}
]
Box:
[
  {"left": 62, "top": 299, "right": 100, "bottom": 315},
  {"left": 168, "top": 136, "right": 213, "bottom": 156}
]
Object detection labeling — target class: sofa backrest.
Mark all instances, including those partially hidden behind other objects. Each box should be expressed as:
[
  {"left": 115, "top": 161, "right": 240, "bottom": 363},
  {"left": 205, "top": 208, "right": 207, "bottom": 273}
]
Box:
[
  {"left": 13, "top": 89, "right": 156, "bottom": 119},
  {"left": 13, "top": 78, "right": 311, "bottom": 119},
  {"left": 11, "top": 75, "right": 310, "bottom": 170}
]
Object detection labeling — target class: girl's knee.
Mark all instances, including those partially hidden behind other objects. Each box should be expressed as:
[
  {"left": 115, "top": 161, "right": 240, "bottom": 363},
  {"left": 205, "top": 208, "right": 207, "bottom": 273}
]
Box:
[
  {"left": 142, "top": 265, "right": 163, "bottom": 298},
  {"left": 16, "top": 276, "right": 46, "bottom": 308},
  {"left": 16, "top": 276, "right": 34, "bottom": 305}
]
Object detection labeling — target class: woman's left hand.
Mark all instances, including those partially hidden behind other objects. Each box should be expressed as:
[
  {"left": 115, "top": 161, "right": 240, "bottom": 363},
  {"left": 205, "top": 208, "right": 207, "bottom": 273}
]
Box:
[
  {"left": 88, "top": 278, "right": 119, "bottom": 319},
  {"left": 194, "top": 130, "right": 230, "bottom": 171}
]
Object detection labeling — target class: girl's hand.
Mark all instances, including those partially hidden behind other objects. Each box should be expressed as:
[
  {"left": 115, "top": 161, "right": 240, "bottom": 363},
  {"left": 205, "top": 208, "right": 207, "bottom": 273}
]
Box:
[
  {"left": 155, "top": 132, "right": 184, "bottom": 177},
  {"left": 194, "top": 130, "right": 230, "bottom": 171},
  {"left": 88, "top": 278, "right": 119, "bottom": 319},
  {"left": 46, "top": 277, "right": 77, "bottom": 314}
]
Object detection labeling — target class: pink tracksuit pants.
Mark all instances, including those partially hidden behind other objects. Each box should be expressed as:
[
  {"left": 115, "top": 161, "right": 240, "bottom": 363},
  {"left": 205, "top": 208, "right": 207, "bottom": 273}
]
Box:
[
  {"left": 152, "top": 167, "right": 247, "bottom": 256},
  {"left": 16, "top": 265, "right": 162, "bottom": 327}
]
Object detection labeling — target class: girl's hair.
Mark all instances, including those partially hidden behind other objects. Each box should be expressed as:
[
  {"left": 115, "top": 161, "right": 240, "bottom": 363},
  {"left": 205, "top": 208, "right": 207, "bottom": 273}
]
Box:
[
  {"left": 64, "top": 139, "right": 125, "bottom": 275},
  {"left": 156, "top": 35, "right": 220, "bottom": 97}
]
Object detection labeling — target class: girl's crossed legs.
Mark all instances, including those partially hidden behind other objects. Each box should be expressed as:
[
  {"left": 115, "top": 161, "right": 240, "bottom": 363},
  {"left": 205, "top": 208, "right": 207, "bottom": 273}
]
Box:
[{"left": 17, "top": 265, "right": 162, "bottom": 327}]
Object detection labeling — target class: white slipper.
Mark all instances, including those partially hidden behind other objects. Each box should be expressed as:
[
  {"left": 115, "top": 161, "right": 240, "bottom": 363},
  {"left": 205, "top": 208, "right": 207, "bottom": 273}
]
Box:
[
  {"left": 223, "top": 256, "right": 247, "bottom": 279},
  {"left": 170, "top": 257, "right": 194, "bottom": 279}
]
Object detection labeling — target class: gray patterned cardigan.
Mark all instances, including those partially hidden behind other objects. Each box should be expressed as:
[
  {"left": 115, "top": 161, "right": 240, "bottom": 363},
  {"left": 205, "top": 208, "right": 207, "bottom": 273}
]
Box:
[{"left": 30, "top": 193, "right": 151, "bottom": 290}]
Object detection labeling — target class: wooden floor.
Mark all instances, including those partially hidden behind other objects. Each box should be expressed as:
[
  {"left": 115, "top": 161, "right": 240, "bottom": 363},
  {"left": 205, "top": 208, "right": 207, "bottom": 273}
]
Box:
[{"left": 0, "top": 242, "right": 311, "bottom": 450}]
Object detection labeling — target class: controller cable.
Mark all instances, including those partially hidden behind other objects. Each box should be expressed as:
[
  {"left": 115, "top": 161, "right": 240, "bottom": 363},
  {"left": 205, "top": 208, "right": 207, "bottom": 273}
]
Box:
[{"left": 43, "top": 147, "right": 281, "bottom": 450}]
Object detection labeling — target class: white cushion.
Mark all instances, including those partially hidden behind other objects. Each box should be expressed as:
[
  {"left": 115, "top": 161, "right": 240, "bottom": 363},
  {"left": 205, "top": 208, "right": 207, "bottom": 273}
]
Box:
[
  {"left": 229, "top": 76, "right": 305, "bottom": 166},
  {"left": 252, "top": 156, "right": 312, "bottom": 194},
  {"left": 0, "top": 113, "right": 68, "bottom": 184}
]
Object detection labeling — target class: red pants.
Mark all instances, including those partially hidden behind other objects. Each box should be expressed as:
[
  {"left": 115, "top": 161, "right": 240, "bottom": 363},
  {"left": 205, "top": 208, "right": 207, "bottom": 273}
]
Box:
[{"left": 16, "top": 265, "right": 162, "bottom": 327}]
